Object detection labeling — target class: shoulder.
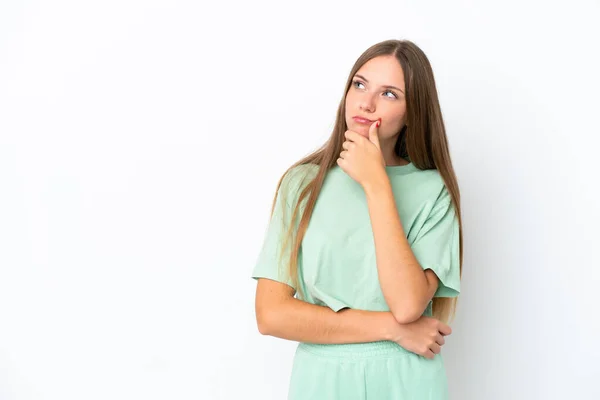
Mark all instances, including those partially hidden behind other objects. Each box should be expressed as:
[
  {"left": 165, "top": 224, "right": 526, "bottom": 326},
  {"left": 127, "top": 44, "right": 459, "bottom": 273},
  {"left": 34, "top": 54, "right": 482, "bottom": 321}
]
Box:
[
  {"left": 413, "top": 166, "right": 443, "bottom": 182},
  {"left": 286, "top": 163, "right": 320, "bottom": 179},
  {"left": 280, "top": 163, "right": 320, "bottom": 192},
  {"left": 411, "top": 167, "right": 449, "bottom": 200},
  {"left": 400, "top": 167, "right": 456, "bottom": 224}
]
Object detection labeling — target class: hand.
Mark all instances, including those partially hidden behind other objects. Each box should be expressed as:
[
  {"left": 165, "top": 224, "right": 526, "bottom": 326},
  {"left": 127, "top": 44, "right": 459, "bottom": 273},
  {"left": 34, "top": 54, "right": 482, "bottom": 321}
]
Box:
[
  {"left": 387, "top": 315, "right": 452, "bottom": 359},
  {"left": 337, "top": 119, "right": 386, "bottom": 188}
]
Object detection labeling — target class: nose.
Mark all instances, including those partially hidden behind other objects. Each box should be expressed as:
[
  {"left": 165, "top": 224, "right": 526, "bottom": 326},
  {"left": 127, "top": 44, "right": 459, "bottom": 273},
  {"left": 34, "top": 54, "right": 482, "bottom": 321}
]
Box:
[{"left": 359, "top": 93, "right": 376, "bottom": 113}]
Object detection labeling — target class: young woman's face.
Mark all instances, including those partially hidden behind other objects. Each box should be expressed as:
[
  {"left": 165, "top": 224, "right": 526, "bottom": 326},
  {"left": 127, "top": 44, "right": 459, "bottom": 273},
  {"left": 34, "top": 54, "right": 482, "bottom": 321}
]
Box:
[{"left": 344, "top": 55, "right": 407, "bottom": 140}]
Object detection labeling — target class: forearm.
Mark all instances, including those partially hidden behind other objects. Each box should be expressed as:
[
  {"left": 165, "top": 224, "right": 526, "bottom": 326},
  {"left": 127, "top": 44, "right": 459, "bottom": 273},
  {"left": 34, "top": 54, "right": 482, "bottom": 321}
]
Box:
[
  {"left": 259, "top": 297, "right": 396, "bottom": 344},
  {"left": 363, "top": 176, "right": 431, "bottom": 323}
]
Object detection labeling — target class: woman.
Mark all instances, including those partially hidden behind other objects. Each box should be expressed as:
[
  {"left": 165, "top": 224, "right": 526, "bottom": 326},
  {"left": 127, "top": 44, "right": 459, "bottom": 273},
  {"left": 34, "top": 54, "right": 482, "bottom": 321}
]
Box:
[{"left": 251, "top": 39, "right": 463, "bottom": 399}]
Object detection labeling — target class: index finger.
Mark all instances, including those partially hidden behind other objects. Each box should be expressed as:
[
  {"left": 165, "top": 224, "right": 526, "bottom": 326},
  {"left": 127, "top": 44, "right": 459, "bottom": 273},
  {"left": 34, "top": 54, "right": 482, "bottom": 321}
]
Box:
[{"left": 344, "top": 130, "right": 363, "bottom": 142}]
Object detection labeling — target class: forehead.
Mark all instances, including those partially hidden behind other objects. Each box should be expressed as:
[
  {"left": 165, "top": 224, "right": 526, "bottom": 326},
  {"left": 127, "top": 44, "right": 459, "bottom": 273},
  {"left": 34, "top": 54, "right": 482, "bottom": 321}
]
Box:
[{"left": 355, "top": 56, "right": 405, "bottom": 89}]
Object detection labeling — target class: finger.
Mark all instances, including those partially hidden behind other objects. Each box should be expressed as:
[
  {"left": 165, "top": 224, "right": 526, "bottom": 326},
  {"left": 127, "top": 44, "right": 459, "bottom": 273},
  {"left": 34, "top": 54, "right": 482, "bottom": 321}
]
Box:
[
  {"left": 436, "top": 334, "right": 446, "bottom": 346},
  {"left": 438, "top": 323, "right": 452, "bottom": 336},
  {"left": 368, "top": 118, "right": 381, "bottom": 150},
  {"left": 344, "top": 130, "right": 362, "bottom": 142},
  {"left": 342, "top": 141, "right": 353, "bottom": 150},
  {"left": 339, "top": 150, "right": 348, "bottom": 159},
  {"left": 430, "top": 343, "right": 441, "bottom": 354}
]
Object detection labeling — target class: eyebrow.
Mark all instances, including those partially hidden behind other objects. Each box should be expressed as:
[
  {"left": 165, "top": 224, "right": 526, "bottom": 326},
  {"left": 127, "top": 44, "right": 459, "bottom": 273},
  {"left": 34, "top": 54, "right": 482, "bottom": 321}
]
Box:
[{"left": 353, "top": 74, "right": 404, "bottom": 94}]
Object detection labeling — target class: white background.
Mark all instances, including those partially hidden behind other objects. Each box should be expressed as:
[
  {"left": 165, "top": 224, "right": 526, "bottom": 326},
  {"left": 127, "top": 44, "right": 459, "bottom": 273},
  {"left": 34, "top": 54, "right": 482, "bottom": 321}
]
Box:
[{"left": 1, "top": 1, "right": 599, "bottom": 399}]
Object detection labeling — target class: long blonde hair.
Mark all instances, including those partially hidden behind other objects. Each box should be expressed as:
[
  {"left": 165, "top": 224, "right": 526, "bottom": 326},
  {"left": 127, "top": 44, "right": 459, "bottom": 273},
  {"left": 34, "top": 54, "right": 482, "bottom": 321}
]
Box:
[{"left": 271, "top": 39, "right": 463, "bottom": 324}]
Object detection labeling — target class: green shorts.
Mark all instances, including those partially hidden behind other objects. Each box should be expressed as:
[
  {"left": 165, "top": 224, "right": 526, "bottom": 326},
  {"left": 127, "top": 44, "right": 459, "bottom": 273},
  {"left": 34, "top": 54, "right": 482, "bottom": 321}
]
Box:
[{"left": 288, "top": 340, "right": 448, "bottom": 399}]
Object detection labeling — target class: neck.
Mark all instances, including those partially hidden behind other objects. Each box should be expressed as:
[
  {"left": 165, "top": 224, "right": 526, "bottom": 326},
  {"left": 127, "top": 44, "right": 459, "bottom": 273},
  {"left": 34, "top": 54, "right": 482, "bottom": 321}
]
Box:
[{"left": 380, "top": 138, "right": 408, "bottom": 166}]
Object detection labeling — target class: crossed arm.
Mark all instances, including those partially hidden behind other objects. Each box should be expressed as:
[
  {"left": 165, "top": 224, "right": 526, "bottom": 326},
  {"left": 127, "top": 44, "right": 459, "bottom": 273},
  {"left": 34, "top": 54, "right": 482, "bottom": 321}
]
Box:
[{"left": 362, "top": 177, "right": 439, "bottom": 324}]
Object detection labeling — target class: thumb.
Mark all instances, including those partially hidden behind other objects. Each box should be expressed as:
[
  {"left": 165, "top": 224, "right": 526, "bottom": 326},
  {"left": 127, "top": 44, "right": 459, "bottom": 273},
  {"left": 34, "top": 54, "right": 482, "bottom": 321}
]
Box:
[{"left": 369, "top": 118, "right": 381, "bottom": 150}]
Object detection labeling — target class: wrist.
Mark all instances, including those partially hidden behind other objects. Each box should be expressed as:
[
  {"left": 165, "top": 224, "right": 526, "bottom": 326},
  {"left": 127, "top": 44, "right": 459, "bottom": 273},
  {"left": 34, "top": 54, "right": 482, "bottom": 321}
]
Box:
[
  {"left": 381, "top": 311, "right": 403, "bottom": 341},
  {"left": 362, "top": 172, "right": 390, "bottom": 196}
]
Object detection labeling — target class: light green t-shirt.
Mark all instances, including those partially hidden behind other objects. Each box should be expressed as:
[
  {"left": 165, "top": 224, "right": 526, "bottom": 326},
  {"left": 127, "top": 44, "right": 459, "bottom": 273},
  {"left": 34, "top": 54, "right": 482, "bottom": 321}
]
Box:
[{"left": 251, "top": 162, "right": 460, "bottom": 316}]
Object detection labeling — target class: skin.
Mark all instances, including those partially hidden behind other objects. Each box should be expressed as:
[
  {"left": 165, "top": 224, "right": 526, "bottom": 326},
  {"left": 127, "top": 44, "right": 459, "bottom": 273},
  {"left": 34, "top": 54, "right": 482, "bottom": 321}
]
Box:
[
  {"left": 337, "top": 55, "right": 441, "bottom": 324},
  {"left": 253, "top": 55, "right": 450, "bottom": 359},
  {"left": 344, "top": 55, "right": 410, "bottom": 167},
  {"left": 255, "top": 279, "right": 450, "bottom": 359}
]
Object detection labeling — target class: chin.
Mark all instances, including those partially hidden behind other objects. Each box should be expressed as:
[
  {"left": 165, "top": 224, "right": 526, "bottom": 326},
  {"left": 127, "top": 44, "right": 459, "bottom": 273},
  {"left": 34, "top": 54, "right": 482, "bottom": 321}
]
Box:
[{"left": 356, "top": 128, "right": 369, "bottom": 138}]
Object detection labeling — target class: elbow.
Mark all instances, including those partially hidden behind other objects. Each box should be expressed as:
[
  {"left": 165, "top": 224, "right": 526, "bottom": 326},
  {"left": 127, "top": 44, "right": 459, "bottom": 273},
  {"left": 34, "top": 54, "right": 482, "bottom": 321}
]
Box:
[
  {"left": 254, "top": 278, "right": 295, "bottom": 336},
  {"left": 391, "top": 300, "right": 427, "bottom": 324},
  {"left": 393, "top": 311, "right": 422, "bottom": 325},
  {"left": 390, "top": 286, "right": 434, "bottom": 324},
  {"left": 256, "top": 309, "right": 273, "bottom": 335},
  {"left": 256, "top": 305, "right": 283, "bottom": 336}
]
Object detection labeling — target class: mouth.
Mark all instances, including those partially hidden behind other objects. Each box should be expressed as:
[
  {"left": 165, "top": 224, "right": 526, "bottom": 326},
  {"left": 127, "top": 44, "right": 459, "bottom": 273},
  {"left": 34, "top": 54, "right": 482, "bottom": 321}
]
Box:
[{"left": 352, "top": 116, "right": 375, "bottom": 125}]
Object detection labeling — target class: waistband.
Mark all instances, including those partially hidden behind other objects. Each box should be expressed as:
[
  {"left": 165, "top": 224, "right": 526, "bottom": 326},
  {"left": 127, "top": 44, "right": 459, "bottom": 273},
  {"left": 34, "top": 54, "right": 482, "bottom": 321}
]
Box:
[{"left": 297, "top": 340, "right": 413, "bottom": 360}]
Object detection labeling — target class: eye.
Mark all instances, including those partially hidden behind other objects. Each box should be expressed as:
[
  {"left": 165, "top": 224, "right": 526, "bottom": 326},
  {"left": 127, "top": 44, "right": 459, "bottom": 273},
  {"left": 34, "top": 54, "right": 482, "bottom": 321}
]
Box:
[
  {"left": 352, "top": 80, "right": 398, "bottom": 99},
  {"left": 384, "top": 90, "right": 398, "bottom": 99},
  {"left": 352, "top": 80, "right": 365, "bottom": 89}
]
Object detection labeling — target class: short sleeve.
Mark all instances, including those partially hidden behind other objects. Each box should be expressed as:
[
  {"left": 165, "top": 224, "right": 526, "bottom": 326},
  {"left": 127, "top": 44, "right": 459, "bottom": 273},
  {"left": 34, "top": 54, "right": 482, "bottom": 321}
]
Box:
[
  {"left": 410, "top": 186, "right": 461, "bottom": 298},
  {"left": 251, "top": 166, "right": 311, "bottom": 291}
]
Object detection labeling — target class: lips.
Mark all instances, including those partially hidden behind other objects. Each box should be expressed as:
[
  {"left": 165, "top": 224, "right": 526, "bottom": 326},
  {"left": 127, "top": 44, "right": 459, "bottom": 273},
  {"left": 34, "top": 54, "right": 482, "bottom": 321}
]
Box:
[{"left": 353, "top": 116, "right": 375, "bottom": 124}]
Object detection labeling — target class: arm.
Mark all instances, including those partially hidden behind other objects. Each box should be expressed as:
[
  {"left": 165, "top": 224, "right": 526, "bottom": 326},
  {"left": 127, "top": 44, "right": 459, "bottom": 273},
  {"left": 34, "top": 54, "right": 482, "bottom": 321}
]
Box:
[
  {"left": 363, "top": 176, "right": 438, "bottom": 324},
  {"left": 255, "top": 278, "right": 397, "bottom": 343},
  {"left": 254, "top": 278, "right": 452, "bottom": 359}
]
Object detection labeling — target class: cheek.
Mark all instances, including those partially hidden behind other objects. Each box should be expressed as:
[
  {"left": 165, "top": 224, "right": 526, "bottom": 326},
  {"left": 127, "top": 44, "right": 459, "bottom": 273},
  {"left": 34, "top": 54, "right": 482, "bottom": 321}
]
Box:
[
  {"left": 344, "top": 94, "right": 356, "bottom": 120},
  {"left": 385, "top": 107, "right": 407, "bottom": 125},
  {"left": 380, "top": 111, "right": 406, "bottom": 135},
  {"left": 387, "top": 113, "right": 405, "bottom": 126},
  {"left": 344, "top": 92, "right": 355, "bottom": 109}
]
